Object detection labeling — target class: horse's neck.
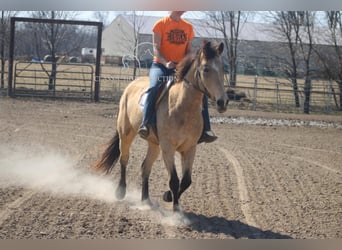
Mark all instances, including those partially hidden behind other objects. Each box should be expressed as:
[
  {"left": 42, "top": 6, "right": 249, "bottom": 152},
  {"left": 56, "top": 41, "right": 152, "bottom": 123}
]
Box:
[{"left": 170, "top": 67, "right": 203, "bottom": 111}]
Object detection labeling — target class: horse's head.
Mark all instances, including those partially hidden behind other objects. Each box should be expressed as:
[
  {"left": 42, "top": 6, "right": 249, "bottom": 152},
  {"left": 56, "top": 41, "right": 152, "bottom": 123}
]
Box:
[{"left": 196, "top": 41, "right": 228, "bottom": 113}]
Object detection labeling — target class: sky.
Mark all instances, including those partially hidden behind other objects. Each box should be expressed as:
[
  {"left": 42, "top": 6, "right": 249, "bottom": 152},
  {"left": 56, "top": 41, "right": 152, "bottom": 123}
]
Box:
[
  {"left": 15, "top": 11, "right": 288, "bottom": 27},
  {"left": 75, "top": 11, "right": 206, "bottom": 25}
]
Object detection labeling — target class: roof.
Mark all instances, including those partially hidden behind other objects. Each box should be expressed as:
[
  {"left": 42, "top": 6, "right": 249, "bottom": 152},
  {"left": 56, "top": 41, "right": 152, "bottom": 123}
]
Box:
[{"left": 109, "top": 14, "right": 341, "bottom": 46}]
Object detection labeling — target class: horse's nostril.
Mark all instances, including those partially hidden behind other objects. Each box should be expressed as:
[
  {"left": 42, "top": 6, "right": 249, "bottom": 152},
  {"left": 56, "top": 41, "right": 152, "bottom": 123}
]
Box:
[{"left": 217, "top": 99, "right": 225, "bottom": 108}]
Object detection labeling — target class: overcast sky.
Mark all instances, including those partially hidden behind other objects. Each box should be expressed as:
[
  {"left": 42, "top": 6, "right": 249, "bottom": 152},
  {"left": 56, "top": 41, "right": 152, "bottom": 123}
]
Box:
[{"left": 75, "top": 11, "right": 202, "bottom": 24}]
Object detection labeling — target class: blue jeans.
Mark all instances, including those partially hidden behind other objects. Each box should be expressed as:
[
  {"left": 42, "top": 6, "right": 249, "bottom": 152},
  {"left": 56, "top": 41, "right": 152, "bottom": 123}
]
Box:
[
  {"left": 142, "top": 62, "right": 174, "bottom": 125},
  {"left": 202, "top": 95, "right": 211, "bottom": 132},
  {"left": 141, "top": 62, "right": 211, "bottom": 133}
]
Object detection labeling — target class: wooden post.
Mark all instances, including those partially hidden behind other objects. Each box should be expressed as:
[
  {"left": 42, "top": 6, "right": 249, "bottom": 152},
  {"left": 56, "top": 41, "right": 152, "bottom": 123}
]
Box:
[
  {"left": 94, "top": 22, "right": 103, "bottom": 102},
  {"left": 275, "top": 80, "right": 280, "bottom": 112},
  {"left": 303, "top": 76, "right": 311, "bottom": 114},
  {"left": 253, "top": 75, "right": 258, "bottom": 111},
  {"left": 7, "top": 17, "right": 15, "bottom": 97}
]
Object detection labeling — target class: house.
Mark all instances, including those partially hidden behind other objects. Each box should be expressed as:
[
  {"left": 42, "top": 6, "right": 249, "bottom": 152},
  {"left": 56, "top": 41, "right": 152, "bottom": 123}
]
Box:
[{"left": 101, "top": 15, "right": 156, "bottom": 67}]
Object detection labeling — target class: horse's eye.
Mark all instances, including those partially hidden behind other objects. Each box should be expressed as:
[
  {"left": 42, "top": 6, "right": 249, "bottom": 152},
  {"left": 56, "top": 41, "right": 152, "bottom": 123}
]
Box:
[{"left": 203, "top": 67, "right": 210, "bottom": 73}]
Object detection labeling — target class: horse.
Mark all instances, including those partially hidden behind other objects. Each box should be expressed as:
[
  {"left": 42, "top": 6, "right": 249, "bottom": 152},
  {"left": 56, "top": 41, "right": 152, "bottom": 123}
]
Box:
[{"left": 93, "top": 41, "right": 228, "bottom": 211}]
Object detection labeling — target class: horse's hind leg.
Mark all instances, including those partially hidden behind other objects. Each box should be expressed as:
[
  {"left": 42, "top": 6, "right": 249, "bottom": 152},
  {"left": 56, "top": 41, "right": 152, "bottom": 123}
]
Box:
[
  {"left": 141, "top": 142, "right": 160, "bottom": 205},
  {"left": 116, "top": 130, "right": 135, "bottom": 200}
]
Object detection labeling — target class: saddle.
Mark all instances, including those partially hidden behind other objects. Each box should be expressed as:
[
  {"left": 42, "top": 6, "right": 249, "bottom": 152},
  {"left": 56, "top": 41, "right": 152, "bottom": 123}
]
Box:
[
  {"left": 138, "top": 76, "right": 175, "bottom": 110},
  {"left": 138, "top": 76, "right": 176, "bottom": 140}
]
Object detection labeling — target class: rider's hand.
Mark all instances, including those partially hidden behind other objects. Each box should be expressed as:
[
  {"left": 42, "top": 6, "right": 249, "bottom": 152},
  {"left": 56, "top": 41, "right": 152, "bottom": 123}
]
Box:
[{"left": 165, "top": 61, "right": 175, "bottom": 69}]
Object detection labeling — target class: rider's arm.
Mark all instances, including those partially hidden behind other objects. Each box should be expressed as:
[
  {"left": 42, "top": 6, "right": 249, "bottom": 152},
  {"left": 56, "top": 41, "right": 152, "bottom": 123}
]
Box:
[
  {"left": 153, "top": 32, "right": 174, "bottom": 69},
  {"left": 185, "top": 38, "right": 192, "bottom": 55}
]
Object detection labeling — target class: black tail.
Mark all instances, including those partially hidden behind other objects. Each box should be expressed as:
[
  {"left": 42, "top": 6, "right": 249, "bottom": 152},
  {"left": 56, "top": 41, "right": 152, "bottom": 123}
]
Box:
[{"left": 93, "top": 130, "right": 120, "bottom": 174}]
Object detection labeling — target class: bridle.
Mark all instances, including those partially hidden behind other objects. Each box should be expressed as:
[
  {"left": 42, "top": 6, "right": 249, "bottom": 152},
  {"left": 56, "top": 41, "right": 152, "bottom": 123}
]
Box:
[{"left": 183, "top": 53, "right": 214, "bottom": 100}]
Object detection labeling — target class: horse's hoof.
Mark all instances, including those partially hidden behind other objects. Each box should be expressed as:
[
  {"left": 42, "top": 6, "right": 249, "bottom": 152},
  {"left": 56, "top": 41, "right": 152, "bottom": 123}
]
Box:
[
  {"left": 115, "top": 186, "right": 126, "bottom": 200},
  {"left": 142, "top": 198, "right": 153, "bottom": 207},
  {"left": 163, "top": 191, "right": 172, "bottom": 202},
  {"left": 173, "top": 204, "right": 181, "bottom": 212}
]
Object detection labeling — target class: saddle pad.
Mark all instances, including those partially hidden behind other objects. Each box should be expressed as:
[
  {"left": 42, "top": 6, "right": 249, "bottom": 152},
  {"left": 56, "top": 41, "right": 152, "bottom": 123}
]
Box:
[
  {"left": 138, "top": 78, "right": 174, "bottom": 110},
  {"left": 138, "top": 91, "right": 148, "bottom": 110}
]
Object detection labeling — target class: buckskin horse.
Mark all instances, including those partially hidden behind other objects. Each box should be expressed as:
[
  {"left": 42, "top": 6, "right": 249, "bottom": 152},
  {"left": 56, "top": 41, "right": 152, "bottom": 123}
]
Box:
[{"left": 94, "top": 41, "right": 228, "bottom": 211}]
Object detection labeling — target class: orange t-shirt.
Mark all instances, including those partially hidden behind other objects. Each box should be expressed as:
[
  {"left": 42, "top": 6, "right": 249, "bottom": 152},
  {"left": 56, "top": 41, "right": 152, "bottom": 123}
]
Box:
[{"left": 153, "top": 16, "right": 195, "bottom": 64}]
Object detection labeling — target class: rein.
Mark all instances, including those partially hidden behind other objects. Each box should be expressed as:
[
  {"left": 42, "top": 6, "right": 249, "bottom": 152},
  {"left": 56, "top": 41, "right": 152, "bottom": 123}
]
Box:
[{"left": 183, "top": 57, "right": 212, "bottom": 99}]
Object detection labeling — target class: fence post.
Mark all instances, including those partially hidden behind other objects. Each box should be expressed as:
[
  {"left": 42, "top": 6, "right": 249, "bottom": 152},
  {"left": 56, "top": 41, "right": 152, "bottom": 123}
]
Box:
[
  {"left": 94, "top": 22, "right": 103, "bottom": 102},
  {"left": 275, "top": 79, "right": 280, "bottom": 112},
  {"left": 326, "top": 80, "right": 333, "bottom": 112},
  {"left": 303, "top": 76, "right": 311, "bottom": 114},
  {"left": 253, "top": 75, "right": 258, "bottom": 111},
  {"left": 7, "top": 17, "right": 15, "bottom": 97}
]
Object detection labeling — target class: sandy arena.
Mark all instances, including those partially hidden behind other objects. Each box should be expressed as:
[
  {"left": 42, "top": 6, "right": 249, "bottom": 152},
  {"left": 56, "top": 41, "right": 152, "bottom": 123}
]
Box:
[{"left": 0, "top": 97, "right": 341, "bottom": 239}]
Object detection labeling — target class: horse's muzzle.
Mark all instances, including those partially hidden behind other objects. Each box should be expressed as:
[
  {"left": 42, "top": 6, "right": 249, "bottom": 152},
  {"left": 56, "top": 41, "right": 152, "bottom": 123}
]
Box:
[{"left": 216, "top": 98, "right": 228, "bottom": 113}]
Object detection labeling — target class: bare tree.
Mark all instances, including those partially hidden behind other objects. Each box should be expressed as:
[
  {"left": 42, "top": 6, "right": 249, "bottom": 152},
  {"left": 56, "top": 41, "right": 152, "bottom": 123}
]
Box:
[
  {"left": 269, "top": 11, "right": 308, "bottom": 108},
  {"left": 314, "top": 11, "right": 342, "bottom": 110},
  {"left": 298, "top": 11, "right": 316, "bottom": 113},
  {"left": 117, "top": 11, "right": 148, "bottom": 79},
  {"left": 29, "top": 11, "right": 81, "bottom": 90},
  {"left": 93, "top": 11, "right": 109, "bottom": 24},
  {"left": 93, "top": 11, "right": 123, "bottom": 27},
  {"left": 203, "top": 11, "right": 246, "bottom": 87}
]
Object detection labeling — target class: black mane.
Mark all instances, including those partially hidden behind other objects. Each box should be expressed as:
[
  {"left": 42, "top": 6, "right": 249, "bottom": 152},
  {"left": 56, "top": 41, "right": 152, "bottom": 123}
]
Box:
[{"left": 175, "top": 41, "right": 217, "bottom": 82}]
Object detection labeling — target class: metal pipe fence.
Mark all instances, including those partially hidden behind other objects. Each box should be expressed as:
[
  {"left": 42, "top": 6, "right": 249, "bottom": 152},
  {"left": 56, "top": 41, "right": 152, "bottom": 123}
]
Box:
[
  {"left": 11, "top": 62, "right": 94, "bottom": 99},
  {"left": 1, "top": 62, "right": 341, "bottom": 114},
  {"left": 99, "top": 65, "right": 149, "bottom": 101},
  {"left": 226, "top": 75, "right": 341, "bottom": 113}
]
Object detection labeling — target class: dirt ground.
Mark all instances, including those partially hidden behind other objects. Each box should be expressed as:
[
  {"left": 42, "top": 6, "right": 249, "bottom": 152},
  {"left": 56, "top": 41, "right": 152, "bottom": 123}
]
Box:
[{"left": 0, "top": 97, "right": 341, "bottom": 239}]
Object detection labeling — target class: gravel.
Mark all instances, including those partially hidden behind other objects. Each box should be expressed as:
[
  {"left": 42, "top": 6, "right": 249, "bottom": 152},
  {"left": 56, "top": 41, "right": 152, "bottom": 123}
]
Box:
[{"left": 211, "top": 116, "right": 342, "bottom": 129}]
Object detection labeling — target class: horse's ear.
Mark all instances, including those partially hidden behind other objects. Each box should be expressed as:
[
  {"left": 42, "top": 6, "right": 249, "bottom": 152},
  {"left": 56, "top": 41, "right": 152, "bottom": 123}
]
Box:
[
  {"left": 217, "top": 42, "right": 224, "bottom": 55},
  {"left": 202, "top": 41, "right": 213, "bottom": 58},
  {"left": 203, "top": 41, "right": 211, "bottom": 52}
]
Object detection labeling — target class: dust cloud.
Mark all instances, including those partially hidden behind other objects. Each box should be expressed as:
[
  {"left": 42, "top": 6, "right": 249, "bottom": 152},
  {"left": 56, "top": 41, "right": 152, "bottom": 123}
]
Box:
[
  {"left": 0, "top": 144, "right": 191, "bottom": 226},
  {"left": 0, "top": 144, "right": 119, "bottom": 203}
]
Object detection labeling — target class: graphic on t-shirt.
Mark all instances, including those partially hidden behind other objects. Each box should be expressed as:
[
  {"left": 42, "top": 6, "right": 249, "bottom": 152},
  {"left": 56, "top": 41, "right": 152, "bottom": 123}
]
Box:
[{"left": 167, "top": 29, "right": 188, "bottom": 45}]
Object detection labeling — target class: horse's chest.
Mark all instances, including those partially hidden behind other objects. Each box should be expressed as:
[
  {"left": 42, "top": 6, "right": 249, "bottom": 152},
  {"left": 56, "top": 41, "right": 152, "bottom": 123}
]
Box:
[{"left": 161, "top": 108, "right": 202, "bottom": 132}]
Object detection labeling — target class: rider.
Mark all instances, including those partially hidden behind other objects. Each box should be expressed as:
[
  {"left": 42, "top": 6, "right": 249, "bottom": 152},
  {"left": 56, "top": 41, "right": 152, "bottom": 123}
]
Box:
[{"left": 138, "top": 11, "right": 217, "bottom": 144}]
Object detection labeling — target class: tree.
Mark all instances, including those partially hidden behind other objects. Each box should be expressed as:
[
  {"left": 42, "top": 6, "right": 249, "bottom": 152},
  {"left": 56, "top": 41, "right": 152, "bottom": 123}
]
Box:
[
  {"left": 203, "top": 11, "right": 246, "bottom": 87},
  {"left": 297, "top": 11, "right": 316, "bottom": 113},
  {"left": 269, "top": 11, "right": 308, "bottom": 108},
  {"left": 314, "top": 11, "right": 342, "bottom": 110},
  {"left": 29, "top": 11, "right": 82, "bottom": 90},
  {"left": 92, "top": 11, "right": 120, "bottom": 27},
  {"left": 93, "top": 11, "right": 110, "bottom": 26},
  {"left": 116, "top": 12, "right": 148, "bottom": 79}
]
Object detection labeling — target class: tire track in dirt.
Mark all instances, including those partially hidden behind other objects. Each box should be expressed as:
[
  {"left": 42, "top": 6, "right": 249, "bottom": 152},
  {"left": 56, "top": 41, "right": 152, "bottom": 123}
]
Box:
[
  {"left": 217, "top": 146, "right": 257, "bottom": 228},
  {"left": 240, "top": 144, "right": 341, "bottom": 174},
  {"left": 216, "top": 140, "right": 308, "bottom": 237},
  {"left": 237, "top": 146, "right": 304, "bottom": 230},
  {"left": 0, "top": 190, "right": 36, "bottom": 226},
  {"left": 2, "top": 99, "right": 340, "bottom": 238},
  {"left": 273, "top": 143, "right": 342, "bottom": 156},
  {"left": 291, "top": 155, "right": 340, "bottom": 174},
  {"left": 233, "top": 143, "right": 341, "bottom": 238}
]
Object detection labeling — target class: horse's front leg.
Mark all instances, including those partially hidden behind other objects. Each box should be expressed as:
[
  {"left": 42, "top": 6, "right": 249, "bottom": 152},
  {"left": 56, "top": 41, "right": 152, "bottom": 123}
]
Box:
[
  {"left": 178, "top": 147, "right": 196, "bottom": 199},
  {"left": 163, "top": 147, "right": 196, "bottom": 204},
  {"left": 162, "top": 150, "right": 180, "bottom": 211},
  {"left": 141, "top": 142, "right": 160, "bottom": 206}
]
